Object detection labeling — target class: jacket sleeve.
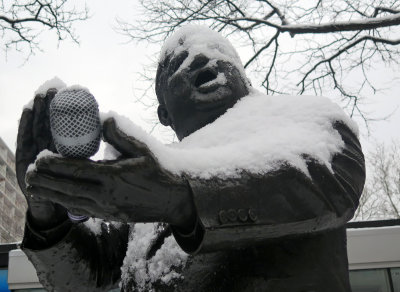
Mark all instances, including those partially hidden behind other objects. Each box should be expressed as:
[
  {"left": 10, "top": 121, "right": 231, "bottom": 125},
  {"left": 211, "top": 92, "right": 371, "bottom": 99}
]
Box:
[
  {"left": 171, "top": 121, "right": 366, "bottom": 254},
  {"left": 21, "top": 218, "right": 129, "bottom": 292}
]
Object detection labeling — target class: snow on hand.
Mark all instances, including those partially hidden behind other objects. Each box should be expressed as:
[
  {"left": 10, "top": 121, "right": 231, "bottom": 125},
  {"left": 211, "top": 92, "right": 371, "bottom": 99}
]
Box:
[
  {"left": 24, "top": 77, "right": 67, "bottom": 110},
  {"left": 26, "top": 149, "right": 61, "bottom": 175},
  {"left": 103, "top": 88, "right": 357, "bottom": 179}
]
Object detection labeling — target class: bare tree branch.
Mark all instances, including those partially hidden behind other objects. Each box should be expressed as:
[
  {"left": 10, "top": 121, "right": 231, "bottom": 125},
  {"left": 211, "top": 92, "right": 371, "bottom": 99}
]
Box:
[
  {"left": 118, "top": 0, "right": 400, "bottom": 123},
  {"left": 355, "top": 141, "right": 400, "bottom": 220},
  {"left": 233, "top": 12, "right": 400, "bottom": 34},
  {"left": 0, "top": 0, "right": 89, "bottom": 59}
]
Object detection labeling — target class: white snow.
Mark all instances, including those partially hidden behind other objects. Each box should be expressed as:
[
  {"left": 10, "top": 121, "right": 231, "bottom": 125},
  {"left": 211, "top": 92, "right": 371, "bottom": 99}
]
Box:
[
  {"left": 58, "top": 84, "right": 91, "bottom": 94},
  {"left": 147, "top": 235, "right": 187, "bottom": 284},
  {"left": 120, "top": 223, "right": 188, "bottom": 291},
  {"left": 34, "top": 76, "right": 67, "bottom": 96},
  {"left": 159, "top": 25, "right": 250, "bottom": 89},
  {"left": 102, "top": 140, "right": 122, "bottom": 160},
  {"left": 24, "top": 77, "right": 67, "bottom": 110},
  {"left": 83, "top": 218, "right": 103, "bottom": 235},
  {"left": 23, "top": 99, "right": 35, "bottom": 111},
  {"left": 26, "top": 150, "right": 62, "bottom": 175},
  {"left": 26, "top": 163, "right": 36, "bottom": 174},
  {"left": 103, "top": 89, "right": 357, "bottom": 179}
]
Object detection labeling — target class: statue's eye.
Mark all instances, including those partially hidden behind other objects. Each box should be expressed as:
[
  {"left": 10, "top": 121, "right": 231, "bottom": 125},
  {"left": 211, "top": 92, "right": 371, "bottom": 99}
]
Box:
[
  {"left": 190, "top": 54, "right": 209, "bottom": 71},
  {"left": 170, "top": 51, "right": 189, "bottom": 74}
]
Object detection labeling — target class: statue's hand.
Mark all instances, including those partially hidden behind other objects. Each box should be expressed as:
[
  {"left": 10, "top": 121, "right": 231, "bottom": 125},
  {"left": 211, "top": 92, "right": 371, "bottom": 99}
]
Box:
[
  {"left": 16, "top": 89, "right": 68, "bottom": 230},
  {"left": 26, "top": 118, "right": 196, "bottom": 229}
]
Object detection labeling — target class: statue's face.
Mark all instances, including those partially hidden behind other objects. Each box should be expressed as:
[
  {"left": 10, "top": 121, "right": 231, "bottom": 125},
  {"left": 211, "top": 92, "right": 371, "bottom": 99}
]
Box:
[{"left": 156, "top": 51, "right": 249, "bottom": 140}]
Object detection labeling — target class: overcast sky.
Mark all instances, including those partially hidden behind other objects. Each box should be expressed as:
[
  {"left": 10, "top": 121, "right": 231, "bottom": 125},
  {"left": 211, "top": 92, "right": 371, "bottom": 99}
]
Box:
[{"left": 1, "top": 0, "right": 399, "bottom": 156}]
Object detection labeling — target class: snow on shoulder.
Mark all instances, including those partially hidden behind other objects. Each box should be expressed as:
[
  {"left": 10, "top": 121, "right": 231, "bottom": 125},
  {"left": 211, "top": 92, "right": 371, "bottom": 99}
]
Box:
[{"left": 104, "top": 90, "right": 358, "bottom": 179}]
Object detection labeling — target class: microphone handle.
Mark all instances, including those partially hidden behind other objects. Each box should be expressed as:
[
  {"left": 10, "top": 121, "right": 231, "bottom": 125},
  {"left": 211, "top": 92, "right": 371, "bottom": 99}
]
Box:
[{"left": 67, "top": 211, "right": 89, "bottom": 223}]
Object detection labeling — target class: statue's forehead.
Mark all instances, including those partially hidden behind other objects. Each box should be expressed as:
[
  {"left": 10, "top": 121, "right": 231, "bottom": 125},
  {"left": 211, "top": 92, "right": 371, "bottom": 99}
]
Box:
[{"left": 159, "top": 25, "right": 243, "bottom": 70}]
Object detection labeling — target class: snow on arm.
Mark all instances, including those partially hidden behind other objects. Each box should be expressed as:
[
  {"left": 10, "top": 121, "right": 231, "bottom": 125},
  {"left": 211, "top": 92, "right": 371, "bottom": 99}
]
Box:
[{"left": 103, "top": 90, "right": 358, "bottom": 179}]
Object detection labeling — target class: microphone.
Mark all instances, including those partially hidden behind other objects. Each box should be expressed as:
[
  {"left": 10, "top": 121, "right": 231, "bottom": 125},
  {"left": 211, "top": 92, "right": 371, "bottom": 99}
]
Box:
[
  {"left": 50, "top": 87, "right": 101, "bottom": 158},
  {"left": 49, "top": 87, "right": 101, "bottom": 223}
]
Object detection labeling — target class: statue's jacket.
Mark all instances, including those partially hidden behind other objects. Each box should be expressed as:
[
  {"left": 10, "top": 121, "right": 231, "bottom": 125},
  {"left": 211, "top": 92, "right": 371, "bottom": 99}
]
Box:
[{"left": 21, "top": 122, "right": 365, "bottom": 292}]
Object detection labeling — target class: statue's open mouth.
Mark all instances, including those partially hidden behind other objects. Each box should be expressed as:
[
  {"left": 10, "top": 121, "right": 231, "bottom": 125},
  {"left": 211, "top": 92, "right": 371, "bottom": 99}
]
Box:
[
  {"left": 195, "top": 69, "right": 217, "bottom": 87},
  {"left": 195, "top": 69, "right": 227, "bottom": 94}
]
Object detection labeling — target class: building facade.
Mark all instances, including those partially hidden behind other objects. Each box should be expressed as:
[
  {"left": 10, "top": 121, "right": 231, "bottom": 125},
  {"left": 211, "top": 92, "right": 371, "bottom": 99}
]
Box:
[{"left": 0, "top": 137, "right": 26, "bottom": 243}]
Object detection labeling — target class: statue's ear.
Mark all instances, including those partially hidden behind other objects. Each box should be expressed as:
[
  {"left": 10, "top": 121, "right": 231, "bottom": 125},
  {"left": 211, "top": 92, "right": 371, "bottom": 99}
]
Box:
[{"left": 157, "top": 105, "right": 171, "bottom": 126}]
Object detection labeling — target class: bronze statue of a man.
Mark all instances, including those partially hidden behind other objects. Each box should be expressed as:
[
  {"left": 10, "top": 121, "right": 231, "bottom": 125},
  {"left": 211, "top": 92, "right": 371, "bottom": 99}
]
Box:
[{"left": 16, "top": 26, "right": 365, "bottom": 292}]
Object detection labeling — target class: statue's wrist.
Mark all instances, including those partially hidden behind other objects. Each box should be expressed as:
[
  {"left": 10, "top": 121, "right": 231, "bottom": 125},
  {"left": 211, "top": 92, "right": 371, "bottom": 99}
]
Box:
[{"left": 24, "top": 212, "right": 72, "bottom": 249}]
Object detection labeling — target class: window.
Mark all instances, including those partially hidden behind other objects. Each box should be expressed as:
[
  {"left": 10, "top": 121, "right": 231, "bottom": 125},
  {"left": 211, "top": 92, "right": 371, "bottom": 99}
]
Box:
[
  {"left": 350, "top": 268, "right": 400, "bottom": 292},
  {"left": 392, "top": 268, "right": 400, "bottom": 292},
  {"left": 13, "top": 288, "right": 46, "bottom": 292}
]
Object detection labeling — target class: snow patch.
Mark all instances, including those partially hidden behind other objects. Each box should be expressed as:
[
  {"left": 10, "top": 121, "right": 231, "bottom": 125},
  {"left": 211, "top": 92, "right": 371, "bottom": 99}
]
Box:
[
  {"left": 26, "top": 150, "right": 62, "bottom": 174},
  {"left": 34, "top": 76, "right": 66, "bottom": 96},
  {"left": 103, "top": 142, "right": 121, "bottom": 160},
  {"left": 83, "top": 218, "right": 103, "bottom": 235},
  {"left": 148, "top": 235, "right": 187, "bottom": 284},
  {"left": 159, "top": 25, "right": 250, "bottom": 88},
  {"left": 23, "top": 99, "right": 35, "bottom": 111},
  {"left": 103, "top": 90, "right": 357, "bottom": 179},
  {"left": 120, "top": 223, "right": 187, "bottom": 291},
  {"left": 58, "top": 84, "right": 91, "bottom": 94},
  {"left": 24, "top": 77, "right": 67, "bottom": 110},
  {"left": 26, "top": 163, "right": 36, "bottom": 174}
]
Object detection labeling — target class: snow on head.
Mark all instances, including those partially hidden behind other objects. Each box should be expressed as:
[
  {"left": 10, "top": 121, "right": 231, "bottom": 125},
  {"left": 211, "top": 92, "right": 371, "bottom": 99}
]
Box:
[
  {"left": 105, "top": 90, "right": 358, "bottom": 179},
  {"left": 160, "top": 25, "right": 249, "bottom": 87}
]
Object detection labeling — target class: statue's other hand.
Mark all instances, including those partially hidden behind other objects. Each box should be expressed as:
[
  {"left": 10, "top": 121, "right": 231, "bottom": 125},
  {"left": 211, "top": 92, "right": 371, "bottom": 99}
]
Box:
[
  {"left": 25, "top": 118, "right": 196, "bottom": 229},
  {"left": 16, "top": 89, "right": 68, "bottom": 230}
]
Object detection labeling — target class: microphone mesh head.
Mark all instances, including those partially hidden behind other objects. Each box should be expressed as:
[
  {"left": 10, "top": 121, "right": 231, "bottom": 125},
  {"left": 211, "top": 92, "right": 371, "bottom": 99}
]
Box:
[{"left": 50, "top": 88, "right": 101, "bottom": 158}]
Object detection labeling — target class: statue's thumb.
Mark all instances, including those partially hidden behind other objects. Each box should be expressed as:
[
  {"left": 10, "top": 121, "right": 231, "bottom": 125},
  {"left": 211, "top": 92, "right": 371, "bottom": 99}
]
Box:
[{"left": 102, "top": 118, "right": 153, "bottom": 158}]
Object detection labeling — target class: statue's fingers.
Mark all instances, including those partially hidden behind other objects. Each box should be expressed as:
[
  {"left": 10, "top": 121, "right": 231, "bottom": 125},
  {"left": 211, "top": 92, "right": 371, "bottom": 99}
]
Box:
[
  {"left": 34, "top": 156, "right": 111, "bottom": 181},
  {"left": 102, "top": 118, "right": 155, "bottom": 159},
  {"left": 27, "top": 186, "right": 94, "bottom": 214},
  {"left": 17, "top": 109, "right": 34, "bottom": 154},
  {"left": 32, "top": 94, "right": 52, "bottom": 151},
  {"left": 44, "top": 88, "right": 58, "bottom": 152},
  {"left": 32, "top": 88, "right": 59, "bottom": 152},
  {"left": 16, "top": 109, "right": 36, "bottom": 192},
  {"left": 26, "top": 171, "right": 102, "bottom": 201}
]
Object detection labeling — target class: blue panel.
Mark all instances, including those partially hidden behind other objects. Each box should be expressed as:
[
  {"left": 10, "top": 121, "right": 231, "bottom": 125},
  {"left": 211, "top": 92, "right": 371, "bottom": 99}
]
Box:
[{"left": 0, "top": 270, "right": 10, "bottom": 292}]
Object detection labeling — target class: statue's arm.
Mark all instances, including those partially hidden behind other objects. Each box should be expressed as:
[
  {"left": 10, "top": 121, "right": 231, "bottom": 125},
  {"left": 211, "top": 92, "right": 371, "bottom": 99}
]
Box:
[
  {"left": 171, "top": 121, "right": 366, "bottom": 254},
  {"left": 21, "top": 219, "right": 129, "bottom": 292}
]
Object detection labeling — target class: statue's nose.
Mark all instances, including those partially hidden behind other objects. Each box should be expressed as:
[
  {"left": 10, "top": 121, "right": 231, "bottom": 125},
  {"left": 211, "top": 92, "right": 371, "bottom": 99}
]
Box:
[{"left": 169, "top": 72, "right": 191, "bottom": 99}]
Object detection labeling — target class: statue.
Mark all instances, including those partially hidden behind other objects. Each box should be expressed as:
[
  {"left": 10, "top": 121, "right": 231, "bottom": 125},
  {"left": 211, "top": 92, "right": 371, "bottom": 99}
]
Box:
[{"left": 16, "top": 26, "right": 365, "bottom": 292}]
